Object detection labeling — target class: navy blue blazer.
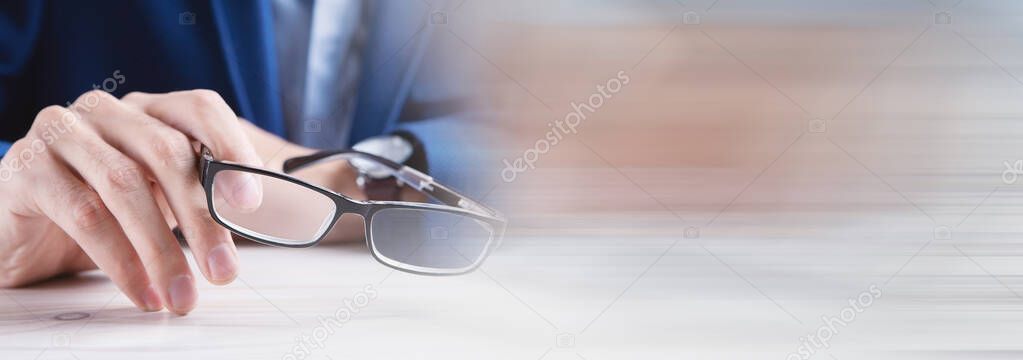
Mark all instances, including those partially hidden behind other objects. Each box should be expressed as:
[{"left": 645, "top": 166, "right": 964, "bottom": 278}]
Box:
[{"left": 0, "top": 0, "right": 443, "bottom": 158}]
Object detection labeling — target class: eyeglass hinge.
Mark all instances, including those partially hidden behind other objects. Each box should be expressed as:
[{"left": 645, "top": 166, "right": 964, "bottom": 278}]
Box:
[{"left": 397, "top": 166, "right": 435, "bottom": 192}]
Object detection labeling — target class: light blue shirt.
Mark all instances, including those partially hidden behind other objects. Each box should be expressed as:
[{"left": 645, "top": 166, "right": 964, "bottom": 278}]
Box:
[{"left": 272, "top": 0, "right": 364, "bottom": 149}]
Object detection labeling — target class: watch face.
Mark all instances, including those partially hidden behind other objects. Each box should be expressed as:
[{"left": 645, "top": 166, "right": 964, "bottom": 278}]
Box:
[{"left": 352, "top": 135, "right": 413, "bottom": 179}]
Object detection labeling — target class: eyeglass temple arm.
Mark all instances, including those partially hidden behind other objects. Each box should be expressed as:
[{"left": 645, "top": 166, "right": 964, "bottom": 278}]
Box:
[
  {"left": 281, "top": 151, "right": 344, "bottom": 174},
  {"left": 282, "top": 151, "right": 502, "bottom": 219}
]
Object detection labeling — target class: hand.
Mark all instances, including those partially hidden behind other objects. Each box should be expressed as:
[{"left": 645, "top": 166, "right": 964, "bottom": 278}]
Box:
[{"left": 0, "top": 90, "right": 264, "bottom": 315}]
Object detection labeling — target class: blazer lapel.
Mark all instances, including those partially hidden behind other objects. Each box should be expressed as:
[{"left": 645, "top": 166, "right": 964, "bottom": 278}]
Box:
[{"left": 211, "top": 0, "right": 285, "bottom": 135}]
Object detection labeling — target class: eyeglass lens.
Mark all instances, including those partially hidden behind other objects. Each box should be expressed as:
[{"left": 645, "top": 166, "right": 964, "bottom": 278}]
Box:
[
  {"left": 369, "top": 207, "right": 494, "bottom": 272},
  {"left": 211, "top": 169, "right": 336, "bottom": 245}
]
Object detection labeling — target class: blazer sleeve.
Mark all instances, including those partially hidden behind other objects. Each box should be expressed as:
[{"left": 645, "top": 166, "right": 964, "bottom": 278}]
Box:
[
  {"left": 384, "top": 16, "right": 507, "bottom": 200},
  {"left": 0, "top": 1, "right": 44, "bottom": 157},
  {"left": 397, "top": 115, "right": 501, "bottom": 199}
]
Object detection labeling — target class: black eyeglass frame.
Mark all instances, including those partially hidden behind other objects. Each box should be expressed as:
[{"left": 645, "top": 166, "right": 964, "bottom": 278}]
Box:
[{"left": 198, "top": 145, "right": 506, "bottom": 275}]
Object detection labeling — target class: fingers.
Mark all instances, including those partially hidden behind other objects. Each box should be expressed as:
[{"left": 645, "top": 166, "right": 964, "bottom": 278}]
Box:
[
  {"left": 123, "top": 90, "right": 264, "bottom": 212},
  {"left": 29, "top": 156, "right": 163, "bottom": 312},
  {"left": 121, "top": 90, "right": 259, "bottom": 162},
  {"left": 91, "top": 101, "right": 240, "bottom": 286},
  {"left": 41, "top": 99, "right": 198, "bottom": 315},
  {"left": 19, "top": 89, "right": 260, "bottom": 315}
]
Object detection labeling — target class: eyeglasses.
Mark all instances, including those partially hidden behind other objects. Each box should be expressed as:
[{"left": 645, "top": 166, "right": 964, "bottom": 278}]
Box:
[{"left": 198, "top": 145, "right": 505, "bottom": 275}]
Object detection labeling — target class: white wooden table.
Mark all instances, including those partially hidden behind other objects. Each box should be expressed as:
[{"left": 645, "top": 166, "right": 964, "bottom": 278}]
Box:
[{"left": 5, "top": 205, "right": 1023, "bottom": 360}]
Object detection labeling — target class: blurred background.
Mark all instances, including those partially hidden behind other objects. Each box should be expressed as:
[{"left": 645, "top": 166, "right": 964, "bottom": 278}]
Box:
[{"left": 448, "top": 0, "right": 1023, "bottom": 358}]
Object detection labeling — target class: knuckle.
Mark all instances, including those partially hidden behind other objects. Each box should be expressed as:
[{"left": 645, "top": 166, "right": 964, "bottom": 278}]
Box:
[
  {"left": 34, "top": 105, "right": 68, "bottom": 123},
  {"left": 0, "top": 140, "right": 27, "bottom": 183},
  {"left": 74, "top": 89, "right": 116, "bottom": 108},
  {"left": 149, "top": 131, "right": 195, "bottom": 170},
  {"left": 149, "top": 239, "right": 183, "bottom": 265},
  {"left": 180, "top": 224, "right": 225, "bottom": 251},
  {"left": 2, "top": 139, "right": 27, "bottom": 161},
  {"left": 187, "top": 89, "right": 234, "bottom": 125},
  {"left": 70, "top": 192, "right": 112, "bottom": 232},
  {"left": 185, "top": 205, "right": 214, "bottom": 228},
  {"left": 4, "top": 138, "right": 31, "bottom": 157},
  {"left": 3, "top": 138, "right": 55, "bottom": 185},
  {"left": 50, "top": 177, "right": 111, "bottom": 232},
  {"left": 107, "top": 165, "right": 144, "bottom": 194},
  {"left": 189, "top": 89, "right": 227, "bottom": 109},
  {"left": 121, "top": 91, "right": 146, "bottom": 102},
  {"left": 31, "top": 106, "right": 76, "bottom": 132},
  {"left": 98, "top": 154, "right": 145, "bottom": 193},
  {"left": 172, "top": 195, "right": 222, "bottom": 242}
]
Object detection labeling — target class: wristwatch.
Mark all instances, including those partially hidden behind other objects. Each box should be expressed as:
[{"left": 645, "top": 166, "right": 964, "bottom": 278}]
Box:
[{"left": 350, "top": 131, "right": 428, "bottom": 201}]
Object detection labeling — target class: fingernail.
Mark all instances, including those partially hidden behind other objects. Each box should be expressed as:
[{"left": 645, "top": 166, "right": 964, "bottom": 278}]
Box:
[
  {"left": 231, "top": 173, "right": 263, "bottom": 212},
  {"left": 167, "top": 274, "right": 197, "bottom": 315},
  {"left": 141, "top": 285, "right": 163, "bottom": 311},
  {"left": 207, "top": 244, "right": 238, "bottom": 283}
]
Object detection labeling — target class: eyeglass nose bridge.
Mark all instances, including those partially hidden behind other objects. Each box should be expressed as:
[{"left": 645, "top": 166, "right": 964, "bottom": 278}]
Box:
[{"left": 326, "top": 191, "right": 377, "bottom": 219}]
